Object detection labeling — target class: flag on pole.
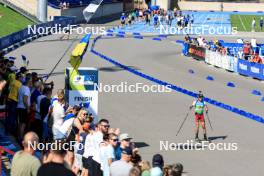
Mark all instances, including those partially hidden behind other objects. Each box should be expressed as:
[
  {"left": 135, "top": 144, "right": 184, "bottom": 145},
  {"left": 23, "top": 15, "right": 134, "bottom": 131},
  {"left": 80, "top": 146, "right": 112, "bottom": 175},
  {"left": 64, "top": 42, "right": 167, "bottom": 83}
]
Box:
[{"left": 69, "top": 33, "right": 92, "bottom": 70}]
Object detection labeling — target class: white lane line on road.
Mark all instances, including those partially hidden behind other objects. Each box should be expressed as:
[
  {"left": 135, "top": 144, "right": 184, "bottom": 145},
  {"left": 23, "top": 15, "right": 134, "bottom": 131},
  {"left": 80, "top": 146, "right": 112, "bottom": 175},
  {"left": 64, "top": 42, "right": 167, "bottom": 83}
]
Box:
[{"left": 238, "top": 15, "right": 247, "bottom": 31}]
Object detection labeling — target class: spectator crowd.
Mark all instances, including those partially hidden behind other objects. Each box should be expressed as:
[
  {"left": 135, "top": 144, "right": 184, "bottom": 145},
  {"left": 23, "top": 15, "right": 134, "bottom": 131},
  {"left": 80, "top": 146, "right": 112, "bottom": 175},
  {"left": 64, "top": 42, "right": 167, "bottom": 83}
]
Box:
[
  {"left": 0, "top": 54, "right": 185, "bottom": 176},
  {"left": 184, "top": 34, "right": 264, "bottom": 64},
  {"left": 120, "top": 8, "right": 194, "bottom": 29}
]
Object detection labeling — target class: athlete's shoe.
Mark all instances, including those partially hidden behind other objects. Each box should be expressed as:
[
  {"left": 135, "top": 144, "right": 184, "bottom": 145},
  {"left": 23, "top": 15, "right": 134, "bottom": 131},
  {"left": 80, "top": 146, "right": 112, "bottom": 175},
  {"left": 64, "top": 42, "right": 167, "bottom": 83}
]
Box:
[{"left": 203, "top": 134, "right": 208, "bottom": 141}]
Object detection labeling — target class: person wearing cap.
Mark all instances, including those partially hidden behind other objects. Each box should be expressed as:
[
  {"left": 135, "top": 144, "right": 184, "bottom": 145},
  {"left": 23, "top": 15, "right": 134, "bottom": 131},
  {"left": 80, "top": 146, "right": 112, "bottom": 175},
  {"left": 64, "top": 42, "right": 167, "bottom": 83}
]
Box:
[
  {"left": 114, "top": 133, "right": 132, "bottom": 161},
  {"left": 190, "top": 91, "right": 208, "bottom": 141},
  {"left": 150, "top": 154, "right": 164, "bottom": 176},
  {"left": 120, "top": 13, "right": 126, "bottom": 27},
  {"left": 110, "top": 147, "right": 133, "bottom": 176}
]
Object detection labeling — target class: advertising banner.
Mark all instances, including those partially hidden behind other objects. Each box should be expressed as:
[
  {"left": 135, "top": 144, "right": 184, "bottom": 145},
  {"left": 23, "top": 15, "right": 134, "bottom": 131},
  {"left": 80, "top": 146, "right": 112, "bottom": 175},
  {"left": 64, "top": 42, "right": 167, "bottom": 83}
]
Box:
[
  {"left": 65, "top": 67, "right": 99, "bottom": 122},
  {"left": 237, "top": 59, "right": 250, "bottom": 76},
  {"left": 188, "top": 44, "right": 206, "bottom": 60}
]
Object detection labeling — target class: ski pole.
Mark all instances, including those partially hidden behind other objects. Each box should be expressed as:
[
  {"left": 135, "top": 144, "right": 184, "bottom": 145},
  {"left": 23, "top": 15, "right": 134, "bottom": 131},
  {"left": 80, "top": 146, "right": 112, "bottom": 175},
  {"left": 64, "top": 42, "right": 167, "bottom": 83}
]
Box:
[
  {"left": 176, "top": 109, "right": 191, "bottom": 136},
  {"left": 206, "top": 112, "right": 213, "bottom": 131}
]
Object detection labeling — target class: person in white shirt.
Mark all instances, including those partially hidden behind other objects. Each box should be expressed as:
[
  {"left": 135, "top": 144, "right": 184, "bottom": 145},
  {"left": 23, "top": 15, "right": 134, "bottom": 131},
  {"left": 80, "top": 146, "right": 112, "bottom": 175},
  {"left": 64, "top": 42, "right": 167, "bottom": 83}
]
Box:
[
  {"left": 99, "top": 133, "right": 117, "bottom": 176},
  {"left": 110, "top": 147, "right": 133, "bottom": 176},
  {"left": 197, "top": 36, "right": 204, "bottom": 47},
  {"left": 252, "top": 18, "right": 256, "bottom": 32},
  {"left": 51, "top": 89, "right": 67, "bottom": 139},
  {"left": 237, "top": 38, "right": 243, "bottom": 44},
  {"left": 251, "top": 38, "right": 257, "bottom": 48},
  {"left": 17, "top": 76, "right": 32, "bottom": 141},
  {"left": 237, "top": 48, "right": 244, "bottom": 59},
  {"left": 82, "top": 119, "right": 109, "bottom": 176}
]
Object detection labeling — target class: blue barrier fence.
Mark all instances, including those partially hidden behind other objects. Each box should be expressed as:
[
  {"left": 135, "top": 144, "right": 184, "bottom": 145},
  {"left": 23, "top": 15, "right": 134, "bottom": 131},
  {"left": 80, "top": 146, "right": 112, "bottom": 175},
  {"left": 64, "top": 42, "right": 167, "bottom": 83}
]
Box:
[
  {"left": 182, "top": 42, "right": 264, "bottom": 81},
  {"left": 0, "top": 16, "right": 75, "bottom": 52},
  {"left": 237, "top": 59, "right": 264, "bottom": 80}
]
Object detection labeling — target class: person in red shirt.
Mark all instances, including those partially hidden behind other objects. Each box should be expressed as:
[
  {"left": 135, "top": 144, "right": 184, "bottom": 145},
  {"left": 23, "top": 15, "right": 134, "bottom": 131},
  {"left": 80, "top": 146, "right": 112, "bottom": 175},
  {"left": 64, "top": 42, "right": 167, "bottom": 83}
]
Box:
[{"left": 251, "top": 54, "right": 263, "bottom": 64}]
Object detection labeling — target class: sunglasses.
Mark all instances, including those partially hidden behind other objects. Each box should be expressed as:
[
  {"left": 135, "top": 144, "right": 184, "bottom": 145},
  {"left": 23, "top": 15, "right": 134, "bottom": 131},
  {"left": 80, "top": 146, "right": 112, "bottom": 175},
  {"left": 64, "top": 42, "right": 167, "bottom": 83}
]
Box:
[
  {"left": 102, "top": 125, "right": 110, "bottom": 128},
  {"left": 111, "top": 138, "right": 118, "bottom": 142}
]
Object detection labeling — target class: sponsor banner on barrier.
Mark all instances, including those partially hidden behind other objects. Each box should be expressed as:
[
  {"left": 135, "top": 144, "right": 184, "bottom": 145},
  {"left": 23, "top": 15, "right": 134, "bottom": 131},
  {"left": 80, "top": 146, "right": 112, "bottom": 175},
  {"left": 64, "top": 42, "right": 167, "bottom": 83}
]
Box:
[
  {"left": 214, "top": 52, "right": 222, "bottom": 68},
  {"left": 221, "top": 54, "right": 229, "bottom": 70},
  {"left": 205, "top": 49, "right": 237, "bottom": 72},
  {"left": 188, "top": 44, "right": 206, "bottom": 60},
  {"left": 237, "top": 59, "right": 264, "bottom": 80},
  {"left": 237, "top": 59, "right": 250, "bottom": 76},
  {"left": 233, "top": 57, "right": 238, "bottom": 73},
  {"left": 249, "top": 62, "right": 264, "bottom": 80}
]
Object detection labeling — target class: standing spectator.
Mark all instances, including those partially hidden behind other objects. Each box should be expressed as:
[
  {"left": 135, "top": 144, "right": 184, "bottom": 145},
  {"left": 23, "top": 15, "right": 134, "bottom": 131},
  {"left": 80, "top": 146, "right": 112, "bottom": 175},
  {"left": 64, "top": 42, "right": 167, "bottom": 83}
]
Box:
[
  {"left": 250, "top": 53, "right": 263, "bottom": 64},
  {"left": 140, "top": 161, "right": 151, "bottom": 176},
  {"left": 19, "top": 66, "right": 29, "bottom": 83},
  {"left": 6, "top": 71, "right": 22, "bottom": 135},
  {"left": 29, "top": 81, "right": 43, "bottom": 133},
  {"left": 243, "top": 42, "right": 251, "bottom": 60},
  {"left": 252, "top": 18, "right": 256, "bottom": 32},
  {"left": 115, "top": 133, "right": 132, "bottom": 160},
  {"left": 120, "top": 13, "right": 126, "bottom": 27},
  {"left": 153, "top": 13, "right": 159, "bottom": 28},
  {"left": 33, "top": 87, "right": 51, "bottom": 140},
  {"left": 11, "top": 132, "right": 41, "bottom": 176},
  {"left": 144, "top": 10, "right": 150, "bottom": 25},
  {"left": 99, "top": 133, "right": 118, "bottom": 176},
  {"left": 73, "top": 117, "right": 93, "bottom": 175},
  {"left": 64, "top": 108, "right": 87, "bottom": 167},
  {"left": 52, "top": 89, "right": 67, "bottom": 139},
  {"left": 237, "top": 48, "right": 244, "bottom": 60},
  {"left": 40, "top": 87, "right": 52, "bottom": 140},
  {"left": 260, "top": 17, "right": 263, "bottom": 31},
  {"left": 150, "top": 154, "right": 164, "bottom": 176},
  {"left": 0, "top": 74, "right": 6, "bottom": 92},
  {"left": 237, "top": 38, "right": 243, "bottom": 44},
  {"left": 82, "top": 119, "right": 109, "bottom": 176},
  {"left": 110, "top": 147, "right": 133, "bottom": 176},
  {"left": 37, "top": 140, "right": 75, "bottom": 176},
  {"left": 251, "top": 38, "right": 257, "bottom": 48},
  {"left": 17, "top": 76, "right": 32, "bottom": 141}
]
